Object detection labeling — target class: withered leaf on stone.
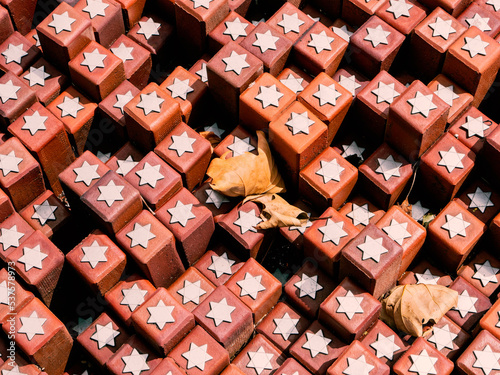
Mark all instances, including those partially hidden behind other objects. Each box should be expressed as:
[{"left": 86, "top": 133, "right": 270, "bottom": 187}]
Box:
[
  {"left": 199, "top": 130, "right": 221, "bottom": 151},
  {"left": 207, "top": 130, "right": 286, "bottom": 197},
  {"left": 380, "top": 284, "right": 458, "bottom": 337}
]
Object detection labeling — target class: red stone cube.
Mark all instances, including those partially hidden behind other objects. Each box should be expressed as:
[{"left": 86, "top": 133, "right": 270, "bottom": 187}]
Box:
[
  {"left": 266, "top": 3, "right": 315, "bottom": 44},
  {"left": 456, "top": 178, "right": 500, "bottom": 224},
  {"left": 150, "top": 358, "right": 186, "bottom": 375},
  {"left": 479, "top": 298, "right": 500, "bottom": 341},
  {"left": 232, "top": 333, "right": 285, "bottom": 375},
  {"left": 194, "top": 246, "right": 243, "bottom": 287},
  {"left": 207, "top": 11, "right": 254, "bottom": 53},
  {"left": 342, "top": 0, "right": 387, "bottom": 27},
  {"left": 0, "top": 267, "right": 34, "bottom": 321},
  {"left": 457, "top": 329, "right": 500, "bottom": 375},
  {"left": 105, "top": 142, "right": 144, "bottom": 177},
  {"left": 0, "top": 212, "right": 34, "bottom": 262},
  {"left": 327, "top": 340, "right": 390, "bottom": 375},
  {"left": 127, "top": 16, "right": 173, "bottom": 55},
  {"left": 106, "top": 335, "right": 161, "bottom": 375},
  {"left": 167, "top": 266, "right": 216, "bottom": 312},
  {"left": 425, "top": 315, "right": 471, "bottom": 360},
  {"left": 457, "top": 2, "right": 500, "bottom": 39},
  {"left": 376, "top": 0, "right": 426, "bottom": 35},
  {"left": 213, "top": 124, "right": 258, "bottom": 159},
  {"left": 339, "top": 195, "right": 386, "bottom": 231},
  {"left": 0, "top": 71, "right": 37, "bottom": 128},
  {"left": 0, "top": 31, "right": 41, "bottom": 76},
  {"left": 398, "top": 260, "right": 453, "bottom": 287},
  {"left": 361, "top": 320, "right": 409, "bottom": 366},
  {"left": 277, "top": 65, "right": 312, "bottom": 96}
]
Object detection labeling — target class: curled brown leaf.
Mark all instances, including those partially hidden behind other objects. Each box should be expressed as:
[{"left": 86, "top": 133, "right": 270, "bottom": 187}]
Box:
[
  {"left": 199, "top": 130, "right": 221, "bottom": 151},
  {"left": 244, "top": 194, "right": 309, "bottom": 229}
]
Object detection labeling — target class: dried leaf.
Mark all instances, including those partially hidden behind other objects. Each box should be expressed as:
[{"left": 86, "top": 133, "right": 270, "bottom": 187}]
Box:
[
  {"left": 244, "top": 194, "right": 309, "bottom": 229},
  {"left": 207, "top": 131, "right": 286, "bottom": 197},
  {"left": 421, "top": 213, "right": 436, "bottom": 228},
  {"left": 380, "top": 284, "right": 458, "bottom": 337},
  {"left": 399, "top": 198, "right": 412, "bottom": 217},
  {"left": 199, "top": 131, "right": 221, "bottom": 151}
]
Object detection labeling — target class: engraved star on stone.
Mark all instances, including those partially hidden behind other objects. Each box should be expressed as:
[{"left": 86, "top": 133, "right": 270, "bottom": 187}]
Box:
[
  {"left": 0, "top": 80, "right": 20, "bottom": 103},
  {"left": 461, "top": 116, "right": 490, "bottom": 138},
  {"left": 97, "top": 151, "right": 111, "bottom": 163},
  {"left": 137, "top": 18, "right": 161, "bottom": 40},
  {"left": 278, "top": 13, "right": 305, "bottom": 34},
  {"left": 18, "top": 245, "right": 48, "bottom": 272},
  {"left": 376, "top": 155, "right": 402, "bottom": 180},
  {"left": 280, "top": 73, "right": 304, "bottom": 94},
  {"left": 383, "top": 219, "right": 411, "bottom": 245},
  {"left": 342, "top": 141, "right": 365, "bottom": 160},
  {"left": 127, "top": 223, "right": 156, "bottom": 249},
  {"left": 357, "top": 235, "right": 388, "bottom": 262},
  {"left": 111, "top": 43, "right": 134, "bottom": 62},
  {"left": 223, "top": 51, "right": 250, "bottom": 75},
  {"left": 247, "top": 346, "right": 274, "bottom": 374},
  {"left": 237, "top": 272, "right": 265, "bottom": 299},
  {"left": 122, "top": 348, "right": 150, "bottom": 375},
  {"left": 57, "top": 96, "right": 84, "bottom": 118},
  {"left": 487, "top": 0, "right": 500, "bottom": 11},
  {"left": 18, "top": 311, "right": 46, "bottom": 340},
  {"left": 228, "top": 136, "right": 255, "bottom": 156},
  {"left": 0, "top": 225, "right": 24, "bottom": 251},
  {"left": 183, "top": 343, "right": 213, "bottom": 370},
  {"left": 337, "top": 290, "right": 364, "bottom": 319},
  {"left": 234, "top": 209, "right": 262, "bottom": 234},
  {"left": 434, "top": 84, "right": 459, "bottom": 106},
  {"left": 428, "top": 17, "right": 456, "bottom": 40},
  {"left": 147, "top": 300, "right": 174, "bottom": 329},
  {"left": 386, "top": 0, "right": 413, "bottom": 18},
  {"left": 332, "top": 25, "right": 353, "bottom": 42},
  {"left": 441, "top": 213, "right": 470, "bottom": 238},
  {"left": 468, "top": 187, "right": 494, "bottom": 213},
  {"left": 205, "top": 188, "right": 230, "bottom": 209},
  {"left": 428, "top": 324, "right": 457, "bottom": 351},
  {"left": 167, "top": 78, "right": 194, "bottom": 100},
  {"left": 289, "top": 216, "right": 313, "bottom": 234},
  {"left": 409, "top": 349, "right": 438, "bottom": 375},
  {"left": 191, "top": 0, "right": 212, "bottom": 9},
  {"left": 177, "top": 280, "right": 206, "bottom": 304},
  {"left": 204, "top": 123, "right": 224, "bottom": 138},
  {"left": 0, "top": 151, "right": 22, "bottom": 176},
  {"left": 371, "top": 82, "right": 399, "bottom": 105},
  {"left": 255, "top": 84, "right": 283, "bottom": 109},
  {"left": 273, "top": 312, "right": 299, "bottom": 341},
  {"left": 347, "top": 203, "right": 374, "bottom": 226},
  {"left": 24, "top": 66, "right": 50, "bottom": 87},
  {"left": 370, "top": 333, "right": 401, "bottom": 360},
  {"left": 2, "top": 365, "right": 24, "bottom": 375},
  {"left": 22, "top": 111, "right": 48, "bottom": 136},
  {"left": 206, "top": 297, "right": 235, "bottom": 326},
  {"left": 0, "top": 281, "right": 8, "bottom": 305},
  {"left": 223, "top": 18, "right": 248, "bottom": 40},
  {"left": 364, "top": 25, "right": 391, "bottom": 47},
  {"left": 97, "top": 180, "right": 124, "bottom": 207},
  {"left": 473, "top": 344, "right": 500, "bottom": 374},
  {"left": 2, "top": 44, "right": 27, "bottom": 64},
  {"left": 472, "top": 260, "right": 499, "bottom": 287},
  {"left": 453, "top": 289, "right": 478, "bottom": 318},
  {"left": 412, "top": 201, "right": 429, "bottom": 222},
  {"left": 462, "top": 35, "right": 489, "bottom": 58},
  {"left": 196, "top": 62, "right": 208, "bottom": 82},
  {"left": 339, "top": 75, "right": 361, "bottom": 97},
  {"left": 81, "top": 240, "right": 108, "bottom": 268},
  {"left": 113, "top": 91, "right": 135, "bottom": 115},
  {"left": 344, "top": 355, "right": 375, "bottom": 375},
  {"left": 208, "top": 252, "right": 235, "bottom": 278},
  {"left": 294, "top": 274, "right": 323, "bottom": 299},
  {"left": 253, "top": 30, "right": 279, "bottom": 53},
  {"left": 407, "top": 91, "right": 437, "bottom": 117},
  {"left": 316, "top": 158, "right": 344, "bottom": 183},
  {"left": 308, "top": 31, "right": 334, "bottom": 53},
  {"left": 302, "top": 330, "right": 331, "bottom": 357},
  {"left": 32, "top": 200, "right": 58, "bottom": 226},
  {"left": 438, "top": 147, "right": 465, "bottom": 173},
  {"left": 319, "top": 219, "right": 348, "bottom": 245},
  {"left": 415, "top": 269, "right": 440, "bottom": 285},
  {"left": 83, "top": 0, "right": 109, "bottom": 18},
  {"left": 136, "top": 91, "right": 164, "bottom": 115},
  {"left": 116, "top": 155, "right": 138, "bottom": 176},
  {"left": 286, "top": 111, "right": 314, "bottom": 135},
  {"left": 168, "top": 201, "right": 196, "bottom": 227},
  {"left": 81, "top": 48, "right": 107, "bottom": 72},
  {"left": 313, "top": 83, "right": 341, "bottom": 106},
  {"left": 48, "top": 11, "right": 76, "bottom": 34},
  {"left": 465, "top": 13, "right": 491, "bottom": 32},
  {"left": 120, "top": 283, "right": 148, "bottom": 312},
  {"left": 136, "top": 162, "right": 164, "bottom": 188},
  {"left": 90, "top": 322, "right": 120, "bottom": 349}
]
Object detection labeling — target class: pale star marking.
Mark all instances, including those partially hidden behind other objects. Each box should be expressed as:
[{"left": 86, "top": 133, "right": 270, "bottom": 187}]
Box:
[
  {"left": 97, "top": 180, "right": 124, "bottom": 207},
  {"left": 113, "top": 91, "right": 135, "bottom": 114},
  {"left": 332, "top": 25, "right": 353, "bottom": 42},
  {"left": 255, "top": 84, "right": 283, "bottom": 109},
  {"left": 434, "top": 84, "right": 459, "bottom": 106},
  {"left": 280, "top": 73, "right": 304, "bottom": 94},
  {"left": 343, "top": 355, "right": 374, "bottom": 375},
  {"left": 237, "top": 272, "right": 265, "bottom": 299},
  {"left": 383, "top": 219, "right": 411, "bottom": 245},
  {"left": 147, "top": 300, "right": 174, "bottom": 329},
  {"left": 22, "top": 111, "right": 47, "bottom": 135},
  {"left": 473, "top": 260, "right": 499, "bottom": 287},
  {"left": 246, "top": 346, "right": 274, "bottom": 374},
  {"left": 23, "top": 66, "right": 50, "bottom": 87},
  {"left": 126, "top": 223, "right": 156, "bottom": 249},
  {"left": 294, "top": 274, "right": 323, "bottom": 299},
  {"left": 111, "top": 43, "right": 134, "bottom": 62},
  {"left": 207, "top": 252, "right": 234, "bottom": 278},
  {"left": 364, "top": 25, "right": 391, "bottom": 47},
  {"left": 2, "top": 44, "right": 27, "bottom": 64},
  {"left": 177, "top": 280, "right": 206, "bottom": 304},
  {"left": 386, "top": 0, "right": 413, "bottom": 19},
  {"left": 337, "top": 290, "right": 364, "bottom": 319},
  {"left": 407, "top": 91, "right": 437, "bottom": 117},
  {"left": 370, "top": 333, "right": 400, "bottom": 360},
  {"left": 1, "top": 366, "right": 25, "bottom": 375},
  {"left": 0, "top": 281, "right": 7, "bottom": 305},
  {"left": 168, "top": 201, "right": 196, "bottom": 227},
  {"left": 412, "top": 201, "right": 429, "bottom": 222},
  {"left": 222, "top": 51, "right": 250, "bottom": 75},
  {"left": 441, "top": 213, "right": 470, "bottom": 238},
  {"left": 453, "top": 289, "right": 478, "bottom": 318},
  {"left": 97, "top": 151, "right": 111, "bottom": 163},
  {"left": 206, "top": 297, "right": 235, "bottom": 326},
  {"left": 289, "top": 216, "right": 312, "bottom": 234},
  {"left": 82, "top": 0, "right": 109, "bottom": 18},
  {"left": 81, "top": 48, "right": 106, "bottom": 72},
  {"left": 273, "top": 312, "right": 299, "bottom": 340},
  {"left": 473, "top": 345, "right": 500, "bottom": 375},
  {"left": 253, "top": 30, "right": 279, "bottom": 53},
  {"left": 167, "top": 78, "right": 194, "bottom": 100},
  {"left": 409, "top": 349, "right": 438, "bottom": 375},
  {"left": 428, "top": 324, "right": 457, "bottom": 351},
  {"left": 116, "top": 155, "right": 138, "bottom": 176},
  {"left": 204, "top": 123, "right": 224, "bottom": 138},
  {"left": 122, "top": 348, "right": 149, "bottom": 375},
  {"left": 286, "top": 111, "right": 314, "bottom": 135},
  {"left": 136, "top": 162, "right": 164, "bottom": 188},
  {"left": 234, "top": 209, "right": 262, "bottom": 234},
  {"left": 228, "top": 136, "right": 255, "bottom": 156},
  {"left": 302, "top": 330, "right": 331, "bottom": 357},
  {"left": 357, "top": 235, "right": 388, "bottom": 262},
  {"left": 465, "top": 13, "right": 491, "bottom": 32},
  {"left": 428, "top": 17, "right": 456, "bottom": 40},
  {"left": 18, "top": 245, "right": 47, "bottom": 271},
  {"left": 18, "top": 311, "right": 46, "bottom": 340},
  {"left": 120, "top": 283, "right": 148, "bottom": 311},
  {"left": 308, "top": 31, "right": 334, "bottom": 54},
  {"left": 205, "top": 188, "right": 230, "bottom": 209},
  {"left": 371, "top": 82, "right": 399, "bottom": 104},
  {"left": 182, "top": 343, "right": 212, "bottom": 370},
  {"left": 468, "top": 187, "right": 494, "bottom": 213},
  {"left": 461, "top": 116, "right": 490, "bottom": 138},
  {"left": 376, "top": 155, "right": 402, "bottom": 180},
  {"left": 486, "top": 0, "right": 500, "bottom": 11},
  {"left": 347, "top": 203, "right": 374, "bottom": 226},
  {"left": 223, "top": 18, "right": 249, "bottom": 40},
  {"left": 319, "top": 219, "right": 348, "bottom": 245},
  {"left": 339, "top": 74, "right": 360, "bottom": 97},
  {"left": 415, "top": 269, "right": 440, "bottom": 285},
  {"left": 0, "top": 151, "right": 22, "bottom": 176},
  {"left": 316, "top": 158, "right": 344, "bottom": 183},
  {"left": 57, "top": 96, "right": 84, "bottom": 118},
  {"left": 32, "top": 200, "right": 57, "bottom": 225},
  {"left": 81, "top": 240, "right": 108, "bottom": 268},
  {"left": 342, "top": 141, "right": 365, "bottom": 160},
  {"left": 438, "top": 147, "right": 465, "bottom": 173},
  {"left": 0, "top": 80, "right": 20, "bottom": 103},
  {"left": 136, "top": 91, "right": 164, "bottom": 115},
  {"left": 91, "top": 322, "right": 120, "bottom": 349},
  {"left": 313, "top": 83, "right": 341, "bottom": 106},
  {"left": 137, "top": 18, "right": 161, "bottom": 40},
  {"left": 462, "top": 35, "right": 489, "bottom": 58},
  {"left": 278, "top": 13, "right": 305, "bottom": 34},
  {"left": 33, "top": 32, "right": 40, "bottom": 47},
  {"left": 196, "top": 62, "right": 208, "bottom": 82},
  {"left": 191, "top": 0, "right": 213, "bottom": 9},
  {"left": 48, "top": 12, "right": 75, "bottom": 34},
  {"left": 0, "top": 225, "right": 24, "bottom": 250}
]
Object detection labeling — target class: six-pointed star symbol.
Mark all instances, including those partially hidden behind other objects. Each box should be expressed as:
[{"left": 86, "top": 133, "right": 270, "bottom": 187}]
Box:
[
  {"left": 313, "top": 83, "right": 342, "bottom": 106},
  {"left": 273, "top": 312, "right": 299, "bottom": 340},
  {"left": 122, "top": 348, "right": 150, "bottom": 375},
  {"left": 278, "top": 13, "right": 305, "bottom": 34},
  {"left": 32, "top": 200, "right": 58, "bottom": 226},
  {"left": 468, "top": 187, "right": 494, "bottom": 213},
  {"left": 234, "top": 209, "right": 262, "bottom": 234},
  {"left": 434, "top": 84, "right": 459, "bottom": 106},
  {"left": 428, "top": 324, "right": 457, "bottom": 351},
  {"left": 0, "top": 80, "right": 20, "bottom": 103},
  {"left": 18, "top": 311, "right": 46, "bottom": 341},
  {"left": 97, "top": 180, "right": 124, "bottom": 207},
  {"left": 222, "top": 51, "right": 250, "bottom": 75},
  {"left": 346, "top": 203, "right": 374, "bottom": 226},
  {"left": 2, "top": 43, "right": 27, "bottom": 64},
  {"left": 121, "top": 283, "right": 148, "bottom": 311},
  {"left": 286, "top": 111, "right": 315, "bottom": 135},
  {"left": 136, "top": 91, "right": 164, "bottom": 115},
  {"left": 375, "top": 155, "right": 402, "bottom": 180},
  {"left": 168, "top": 201, "right": 196, "bottom": 227},
  {"left": 0, "top": 151, "right": 22, "bottom": 176},
  {"left": 453, "top": 289, "right": 478, "bottom": 318},
  {"left": 409, "top": 349, "right": 438, "bottom": 375},
  {"left": 147, "top": 300, "right": 175, "bottom": 329},
  {"left": 127, "top": 223, "right": 156, "bottom": 249},
  {"left": 336, "top": 290, "right": 364, "bottom": 319},
  {"left": 237, "top": 272, "right": 265, "bottom": 299},
  {"left": 18, "top": 245, "right": 48, "bottom": 272},
  {"left": 81, "top": 48, "right": 107, "bottom": 72},
  {"left": 255, "top": 84, "right": 283, "bottom": 109},
  {"left": 81, "top": 240, "right": 108, "bottom": 268},
  {"left": 462, "top": 35, "right": 489, "bottom": 58},
  {"left": 428, "top": 16, "right": 456, "bottom": 40},
  {"left": 308, "top": 31, "right": 334, "bottom": 53},
  {"left": 382, "top": 219, "right": 411, "bottom": 245},
  {"left": 412, "top": 201, "right": 429, "bottom": 222},
  {"left": 83, "top": 0, "right": 109, "bottom": 18},
  {"left": 319, "top": 219, "right": 348, "bottom": 245},
  {"left": 371, "top": 82, "right": 399, "bottom": 104},
  {"left": 461, "top": 116, "right": 490, "bottom": 138},
  {"left": 182, "top": 343, "right": 213, "bottom": 370},
  {"left": 48, "top": 12, "right": 75, "bottom": 34},
  {"left": 206, "top": 297, "right": 235, "bottom": 326},
  {"left": 438, "top": 146, "right": 465, "bottom": 173},
  {"left": 208, "top": 252, "right": 235, "bottom": 278},
  {"left": 22, "top": 111, "right": 48, "bottom": 136},
  {"left": 294, "top": 273, "right": 323, "bottom": 299},
  {"left": 332, "top": 25, "right": 353, "bottom": 42},
  {"left": 441, "top": 213, "right": 470, "bottom": 238},
  {"left": 370, "top": 333, "right": 401, "bottom": 360},
  {"left": 253, "top": 30, "right": 280, "bottom": 53},
  {"left": 487, "top": 0, "right": 500, "bottom": 11},
  {"left": 23, "top": 66, "right": 50, "bottom": 87},
  {"left": 407, "top": 91, "right": 437, "bottom": 117},
  {"left": 2, "top": 365, "right": 26, "bottom": 375},
  {"left": 280, "top": 73, "right": 304, "bottom": 93},
  {"left": 191, "top": 0, "right": 212, "bottom": 9},
  {"left": 246, "top": 346, "right": 274, "bottom": 374},
  {"left": 137, "top": 18, "right": 161, "bottom": 39},
  {"left": 339, "top": 74, "right": 361, "bottom": 97},
  {"left": 136, "top": 162, "right": 164, "bottom": 188},
  {"left": 473, "top": 345, "right": 500, "bottom": 375},
  {"left": 167, "top": 78, "right": 194, "bottom": 100},
  {"left": 177, "top": 280, "right": 206, "bottom": 304},
  {"left": 204, "top": 123, "right": 224, "bottom": 138},
  {"left": 116, "top": 155, "right": 138, "bottom": 176},
  {"left": 316, "top": 158, "right": 344, "bottom": 183},
  {"left": 364, "top": 25, "right": 391, "bottom": 47},
  {"left": 113, "top": 90, "right": 135, "bottom": 114},
  {"left": 415, "top": 269, "right": 440, "bottom": 285},
  {"left": 357, "top": 235, "right": 388, "bottom": 262},
  {"left": 223, "top": 18, "right": 248, "bottom": 40},
  {"left": 91, "top": 322, "right": 120, "bottom": 349},
  {"left": 344, "top": 355, "right": 375, "bottom": 375},
  {"left": 473, "top": 260, "right": 499, "bottom": 287},
  {"left": 465, "top": 13, "right": 491, "bottom": 32},
  {"left": 228, "top": 136, "right": 255, "bottom": 156},
  {"left": 342, "top": 141, "right": 365, "bottom": 160},
  {"left": 196, "top": 62, "right": 208, "bottom": 82},
  {"left": 111, "top": 43, "right": 134, "bottom": 62},
  {"left": 0, "top": 280, "right": 8, "bottom": 305},
  {"left": 205, "top": 188, "right": 230, "bottom": 209},
  {"left": 57, "top": 96, "right": 84, "bottom": 118},
  {"left": 302, "top": 330, "right": 331, "bottom": 357},
  {"left": 386, "top": 0, "right": 413, "bottom": 18},
  {"left": 0, "top": 225, "right": 24, "bottom": 250}
]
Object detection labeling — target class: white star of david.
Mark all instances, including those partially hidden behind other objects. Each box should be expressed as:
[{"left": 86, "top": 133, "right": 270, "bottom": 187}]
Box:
[
  {"left": 462, "top": 35, "right": 489, "bottom": 58},
  {"left": 302, "top": 330, "right": 331, "bottom": 357},
  {"left": 237, "top": 272, "right": 265, "bottom": 299},
  {"left": 222, "top": 51, "right": 250, "bottom": 75},
  {"left": 81, "top": 240, "right": 108, "bottom": 268},
  {"left": 234, "top": 209, "right": 262, "bottom": 234},
  {"left": 22, "top": 111, "right": 47, "bottom": 136},
  {"left": 90, "top": 322, "right": 120, "bottom": 349},
  {"left": 207, "top": 252, "right": 234, "bottom": 278},
  {"left": 308, "top": 31, "right": 334, "bottom": 53},
  {"left": 383, "top": 219, "right": 411, "bottom": 245},
  {"left": 0, "top": 80, "right": 20, "bottom": 103},
  {"left": 0, "top": 151, "right": 22, "bottom": 176},
  {"left": 441, "top": 213, "right": 470, "bottom": 238},
  {"left": 346, "top": 203, "right": 374, "bottom": 226},
  {"left": 23, "top": 66, "right": 50, "bottom": 87},
  {"left": 147, "top": 300, "right": 175, "bottom": 330},
  {"left": 473, "top": 260, "right": 499, "bottom": 287},
  {"left": 386, "top": 0, "right": 413, "bottom": 18},
  {"left": 137, "top": 18, "right": 161, "bottom": 40},
  {"left": 113, "top": 91, "right": 135, "bottom": 115},
  {"left": 48, "top": 11, "right": 75, "bottom": 34},
  {"left": 81, "top": 48, "right": 107, "bottom": 72},
  {"left": 318, "top": 219, "right": 348, "bottom": 245},
  {"left": 253, "top": 30, "right": 279, "bottom": 53},
  {"left": 18, "top": 311, "right": 46, "bottom": 341},
  {"left": 0, "top": 225, "right": 24, "bottom": 251},
  {"left": 227, "top": 136, "right": 255, "bottom": 156},
  {"left": 136, "top": 162, "right": 164, "bottom": 188},
  {"left": 97, "top": 180, "right": 124, "bottom": 207},
  {"left": 116, "top": 155, "right": 138, "bottom": 176},
  {"left": 2, "top": 44, "right": 27, "bottom": 64},
  {"left": 167, "top": 78, "right": 194, "bottom": 100},
  {"left": 57, "top": 96, "right": 84, "bottom": 118},
  {"left": 434, "top": 84, "right": 459, "bottom": 106},
  {"left": 461, "top": 116, "right": 490, "bottom": 138},
  {"left": 473, "top": 345, "right": 500, "bottom": 375},
  {"left": 255, "top": 84, "right": 283, "bottom": 109},
  {"left": 415, "top": 269, "right": 440, "bottom": 285},
  {"left": 409, "top": 349, "right": 438, "bottom": 375},
  {"left": 465, "top": 13, "right": 491, "bottom": 32},
  {"left": 273, "top": 312, "right": 299, "bottom": 340},
  {"left": 182, "top": 343, "right": 213, "bottom": 370},
  {"left": 370, "top": 333, "right": 401, "bottom": 360},
  {"left": 111, "top": 43, "right": 134, "bottom": 62},
  {"left": 136, "top": 91, "right": 164, "bottom": 116},
  {"left": 337, "top": 290, "right": 364, "bottom": 319},
  {"left": 294, "top": 273, "right": 323, "bottom": 299},
  {"left": 376, "top": 155, "right": 402, "bottom": 180},
  {"left": 453, "top": 289, "right": 478, "bottom": 318},
  {"left": 407, "top": 91, "right": 437, "bottom": 117},
  {"left": 285, "top": 111, "right": 314, "bottom": 135},
  {"left": 177, "top": 280, "right": 206, "bottom": 304},
  {"left": 428, "top": 17, "right": 456, "bottom": 40},
  {"left": 168, "top": 201, "right": 196, "bottom": 227},
  {"left": 357, "top": 235, "right": 388, "bottom": 262},
  {"left": 438, "top": 147, "right": 465, "bottom": 173},
  {"left": 120, "top": 283, "right": 148, "bottom": 312},
  {"left": 205, "top": 188, "right": 230, "bottom": 209},
  {"left": 364, "top": 25, "right": 391, "bottom": 47},
  {"left": 82, "top": 0, "right": 109, "bottom": 18},
  {"left": 280, "top": 73, "right": 304, "bottom": 94},
  {"left": 32, "top": 200, "right": 57, "bottom": 226},
  {"left": 246, "top": 346, "right": 274, "bottom": 374},
  {"left": 126, "top": 223, "right": 156, "bottom": 249},
  {"left": 122, "top": 348, "right": 150, "bottom": 375},
  {"left": 428, "top": 324, "right": 457, "bottom": 351},
  {"left": 223, "top": 18, "right": 248, "bottom": 40},
  {"left": 278, "top": 13, "right": 305, "bottom": 34},
  {"left": 206, "top": 297, "right": 235, "bottom": 326}
]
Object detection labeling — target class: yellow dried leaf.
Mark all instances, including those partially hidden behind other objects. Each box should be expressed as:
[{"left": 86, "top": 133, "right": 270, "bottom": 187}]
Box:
[
  {"left": 207, "top": 131, "right": 286, "bottom": 197},
  {"left": 244, "top": 194, "right": 309, "bottom": 229},
  {"left": 199, "top": 130, "right": 221, "bottom": 151},
  {"left": 399, "top": 198, "right": 412, "bottom": 217},
  {"left": 380, "top": 284, "right": 458, "bottom": 337}
]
